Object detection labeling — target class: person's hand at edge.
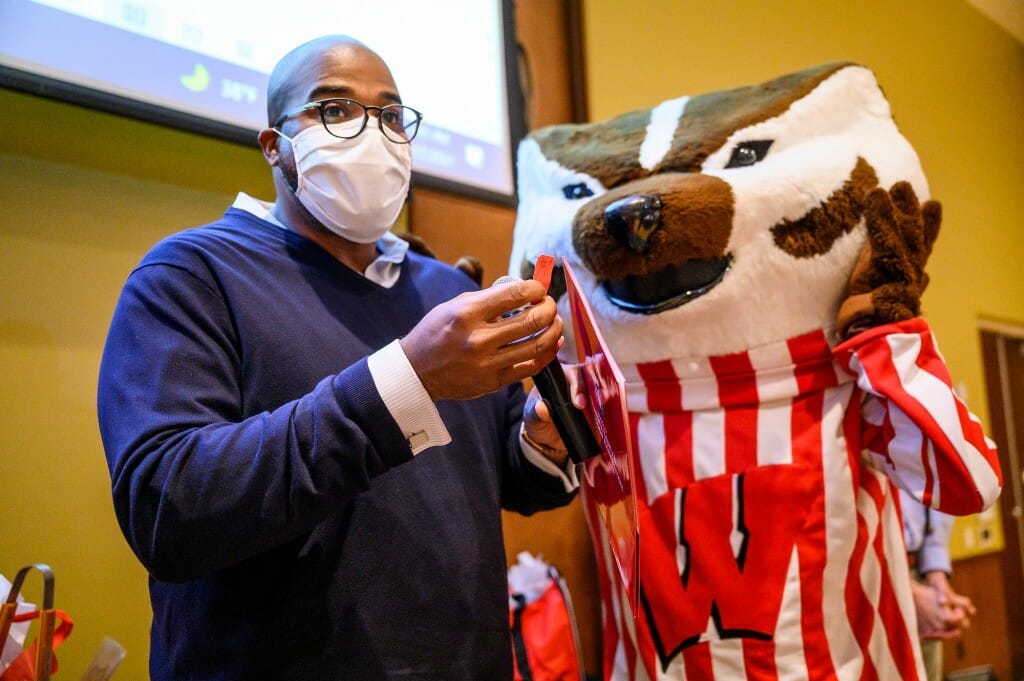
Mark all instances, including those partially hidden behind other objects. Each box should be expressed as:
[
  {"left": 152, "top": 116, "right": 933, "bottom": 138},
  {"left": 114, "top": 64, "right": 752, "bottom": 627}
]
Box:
[
  {"left": 924, "top": 570, "right": 975, "bottom": 633},
  {"left": 912, "top": 579, "right": 961, "bottom": 640}
]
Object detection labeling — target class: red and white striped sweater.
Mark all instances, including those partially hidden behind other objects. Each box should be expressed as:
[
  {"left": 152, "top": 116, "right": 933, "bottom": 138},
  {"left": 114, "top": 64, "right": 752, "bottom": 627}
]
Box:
[{"left": 583, "top": 318, "right": 1001, "bottom": 681}]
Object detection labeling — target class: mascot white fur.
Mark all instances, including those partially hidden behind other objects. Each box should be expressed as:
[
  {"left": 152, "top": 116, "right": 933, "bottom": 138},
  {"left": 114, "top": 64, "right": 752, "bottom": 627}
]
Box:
[{"left": 510, "top": 63, "right": 1002, "bottom": 681}]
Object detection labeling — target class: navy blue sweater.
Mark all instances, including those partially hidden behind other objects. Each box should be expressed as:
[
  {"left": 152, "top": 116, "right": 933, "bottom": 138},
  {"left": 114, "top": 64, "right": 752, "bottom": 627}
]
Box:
[{"left": 97, "top": 208, "right": 574, "bottom": 680}]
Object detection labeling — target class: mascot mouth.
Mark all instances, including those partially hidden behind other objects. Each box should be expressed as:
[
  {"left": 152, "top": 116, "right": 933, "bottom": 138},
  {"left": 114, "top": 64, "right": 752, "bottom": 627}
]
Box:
[{"left": 602, "top": 255, "right": 732, "bottom": 314}]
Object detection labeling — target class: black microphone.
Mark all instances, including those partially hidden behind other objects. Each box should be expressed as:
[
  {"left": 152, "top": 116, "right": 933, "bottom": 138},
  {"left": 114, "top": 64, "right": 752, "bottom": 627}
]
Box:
[
  {"left": 494, "top": 275, "right": 601, "bottom": 464},
  {"left": 531, "top": 357, "right": 602, "bottom": 464}
]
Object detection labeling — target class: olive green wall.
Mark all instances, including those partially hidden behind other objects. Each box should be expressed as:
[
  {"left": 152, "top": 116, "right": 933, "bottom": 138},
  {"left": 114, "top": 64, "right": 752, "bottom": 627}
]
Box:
[
  {"left": 1, "top": 1, "right": 1021, "bottom": 678},
  {"left": 0, "top": 91, "right": 272, "bottom": 677}
]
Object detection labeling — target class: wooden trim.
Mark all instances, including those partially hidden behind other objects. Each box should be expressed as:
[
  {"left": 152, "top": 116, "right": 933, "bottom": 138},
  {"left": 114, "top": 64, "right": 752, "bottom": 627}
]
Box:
[
  {"left": 978, "top": 316, "right": 1024, "bottom": 339},
  {"left": 566, "top": 0, "right": 589, "bottom": 122}
]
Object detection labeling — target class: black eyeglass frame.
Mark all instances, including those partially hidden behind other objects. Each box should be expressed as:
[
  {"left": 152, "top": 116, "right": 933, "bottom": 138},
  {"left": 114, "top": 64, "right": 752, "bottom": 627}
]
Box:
[{"left": 273, "top": 98, "right": 423, "bottom": 144}]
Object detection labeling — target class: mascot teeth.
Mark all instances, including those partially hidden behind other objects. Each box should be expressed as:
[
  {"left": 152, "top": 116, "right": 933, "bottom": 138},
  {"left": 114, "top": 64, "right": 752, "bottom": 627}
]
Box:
[{"left": 602, "top": 255, "right": 732, "bottom": 314}]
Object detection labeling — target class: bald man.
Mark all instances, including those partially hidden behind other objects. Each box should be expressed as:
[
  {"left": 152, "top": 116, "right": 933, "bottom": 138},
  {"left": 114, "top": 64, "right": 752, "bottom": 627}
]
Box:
[{"left": 98, "top": 35, "right": 578, "bottom": 680}]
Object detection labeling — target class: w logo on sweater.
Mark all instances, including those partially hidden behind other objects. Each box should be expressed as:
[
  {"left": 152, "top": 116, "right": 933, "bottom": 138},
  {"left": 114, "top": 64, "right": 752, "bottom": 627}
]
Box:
[{"left": 638, "top": 464, "right": 816, "bottom": 671}]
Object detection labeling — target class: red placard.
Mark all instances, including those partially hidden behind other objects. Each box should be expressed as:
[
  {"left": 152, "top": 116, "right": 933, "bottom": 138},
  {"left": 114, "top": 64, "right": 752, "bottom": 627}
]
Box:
[{"left": 562, "top": 259, "right": 639, "bottom": 613}]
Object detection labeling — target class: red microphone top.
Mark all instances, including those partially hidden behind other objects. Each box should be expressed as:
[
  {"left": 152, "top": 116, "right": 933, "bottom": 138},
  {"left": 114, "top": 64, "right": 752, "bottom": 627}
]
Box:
[{"left": 532, "top": 254, "right": 555, "bottom": 294}]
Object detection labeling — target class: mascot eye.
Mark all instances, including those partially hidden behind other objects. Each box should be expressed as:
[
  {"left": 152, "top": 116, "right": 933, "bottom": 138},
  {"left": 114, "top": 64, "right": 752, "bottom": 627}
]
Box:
[
  {"left": 562, "top": 183, "right": 594, "bottom": 200},
  {"left": 725, "top": 140, "right": 773, "bottom": 168}
]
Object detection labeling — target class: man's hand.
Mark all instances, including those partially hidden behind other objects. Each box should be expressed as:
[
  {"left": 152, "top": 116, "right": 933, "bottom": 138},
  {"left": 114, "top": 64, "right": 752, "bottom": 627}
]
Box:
[
  {"left": 401, "top": 279, "right": 564, "bottom": 401},
  {"left": 837, "top": 182, "right": 941, "bottom": 339},
  {"left": 521, "top": 364, "right": 587, "bottom": 467}
]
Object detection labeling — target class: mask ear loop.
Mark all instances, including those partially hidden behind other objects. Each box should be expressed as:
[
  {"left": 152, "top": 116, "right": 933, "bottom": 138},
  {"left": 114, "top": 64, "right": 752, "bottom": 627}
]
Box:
[
  {"left": 270, "top": 127, "right": 294, "bottom": 143},
  {"left": 265, "top": 128, "right": 305, "bottom": 197}
]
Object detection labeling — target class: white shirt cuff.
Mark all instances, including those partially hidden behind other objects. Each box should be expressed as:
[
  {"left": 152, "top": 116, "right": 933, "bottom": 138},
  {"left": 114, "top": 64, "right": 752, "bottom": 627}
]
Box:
[
  {"left": 367, "top": 340, "right": 451, "bottom": 455},
  {"left": 519, "top": 427, "right": 581, "bottom": 493}
]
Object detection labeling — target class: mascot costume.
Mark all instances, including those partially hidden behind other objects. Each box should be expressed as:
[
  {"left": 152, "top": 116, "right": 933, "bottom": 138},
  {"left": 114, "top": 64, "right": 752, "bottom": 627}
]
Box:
[{"left": 509, "top": 63, "right": 1002, "bottom": 680}]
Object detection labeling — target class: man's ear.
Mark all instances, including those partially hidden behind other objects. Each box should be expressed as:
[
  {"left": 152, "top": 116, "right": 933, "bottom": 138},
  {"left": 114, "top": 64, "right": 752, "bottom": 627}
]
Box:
[{"left": 257, "top": 128, "right": 282, "bottom": 166}]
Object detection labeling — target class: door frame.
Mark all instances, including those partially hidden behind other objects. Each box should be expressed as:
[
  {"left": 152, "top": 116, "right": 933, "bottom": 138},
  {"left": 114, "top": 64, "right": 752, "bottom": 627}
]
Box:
[{"left": 977, "top": 317, "right": 1024, "bottom": 676}]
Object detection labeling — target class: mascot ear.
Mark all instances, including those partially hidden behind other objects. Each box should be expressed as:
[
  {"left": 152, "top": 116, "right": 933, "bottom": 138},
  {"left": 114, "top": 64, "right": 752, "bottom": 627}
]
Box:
[
  {"left": 399, "top": 232, "right": 438, "bottom": 258},
  {"left": 453, "top": 256, "right": 484, "bottom": 286},
  {"left": 399, "top": 233, "right": 484, "bottom": 287},
  {"left": 837, "top": 182, "right": 941, "bottom": 338}
]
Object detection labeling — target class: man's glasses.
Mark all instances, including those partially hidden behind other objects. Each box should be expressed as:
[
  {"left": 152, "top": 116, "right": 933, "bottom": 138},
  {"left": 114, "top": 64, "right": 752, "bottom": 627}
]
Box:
[{"left": 274, "top": 98, "right": 422, "bottom": 144}]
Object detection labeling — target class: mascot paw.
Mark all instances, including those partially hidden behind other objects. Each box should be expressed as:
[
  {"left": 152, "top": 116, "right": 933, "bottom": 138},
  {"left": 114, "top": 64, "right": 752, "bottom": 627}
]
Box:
[{"left": 837, "top": 182, "right": 941, "bottom": 338}]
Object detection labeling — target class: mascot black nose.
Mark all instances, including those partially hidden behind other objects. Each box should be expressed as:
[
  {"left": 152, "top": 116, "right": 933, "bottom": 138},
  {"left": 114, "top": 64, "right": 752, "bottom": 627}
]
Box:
[{"left": 604, "top": 194, "right": 662, "bottom": 254}]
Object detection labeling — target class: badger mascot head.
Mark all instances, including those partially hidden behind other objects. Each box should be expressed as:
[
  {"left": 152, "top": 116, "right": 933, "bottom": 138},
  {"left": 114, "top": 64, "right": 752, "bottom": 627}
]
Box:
[
  {"left": 512, "top": 63, "right": 1001, "bottom": 680},
  {"left": 512, "top": 62, "right": 935, "bottom": 362}
]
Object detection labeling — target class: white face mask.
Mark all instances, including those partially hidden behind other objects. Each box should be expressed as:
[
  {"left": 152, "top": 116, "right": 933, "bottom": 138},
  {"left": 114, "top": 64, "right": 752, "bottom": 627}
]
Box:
[{"left": 276, "top": 119, "right": 412, "bottom": 243}]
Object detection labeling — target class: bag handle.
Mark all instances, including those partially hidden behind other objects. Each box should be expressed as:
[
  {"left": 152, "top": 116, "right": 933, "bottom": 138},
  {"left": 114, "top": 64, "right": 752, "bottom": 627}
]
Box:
[
  {"left": 510, "top": 593, "right": 535, "bottom": 681},
  {"left": 0, "top": 565, "right": 69, "bottom": 681}
]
